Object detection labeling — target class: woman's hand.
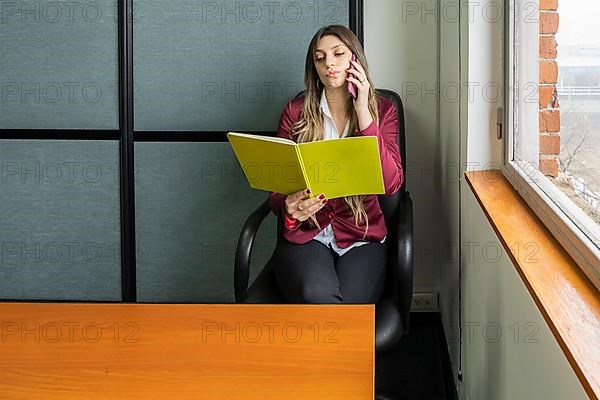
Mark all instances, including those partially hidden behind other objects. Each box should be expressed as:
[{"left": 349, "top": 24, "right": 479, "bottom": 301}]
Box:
[
  {"left": 346, "top": 58, "right": 374, "bottom": 131},
  {"left": 284, "top": 189, "right": 327, "bottom": 222}
]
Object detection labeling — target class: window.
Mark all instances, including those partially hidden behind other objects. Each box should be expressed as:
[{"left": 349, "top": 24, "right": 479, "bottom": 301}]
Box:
[
  {"left": 503, "top": 0, "right": 600, "bottom": 290},
  {"left": 555, "top": 2, "right": 600, "bottom": 223}
]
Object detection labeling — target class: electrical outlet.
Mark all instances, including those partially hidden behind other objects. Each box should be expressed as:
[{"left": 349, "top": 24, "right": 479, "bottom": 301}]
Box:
[{"left": 411, "top": 292, "right": 439, "bottom": 312}]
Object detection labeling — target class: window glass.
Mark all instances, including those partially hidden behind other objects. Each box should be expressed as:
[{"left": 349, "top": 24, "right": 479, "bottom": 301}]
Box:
[{"left": 555, "top": 0, "right": 600, "bottom": 224}]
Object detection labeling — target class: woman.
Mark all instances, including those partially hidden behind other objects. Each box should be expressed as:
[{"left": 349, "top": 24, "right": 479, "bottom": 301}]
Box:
[{"left": 268, "top": 25, "right": 404, "bottom": 304}]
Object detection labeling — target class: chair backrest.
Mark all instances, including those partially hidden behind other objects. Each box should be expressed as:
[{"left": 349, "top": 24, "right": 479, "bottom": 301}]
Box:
[
  {"left": 276, "top": 89, "right": 407, "bottom": 238},
  {"left": 372, "top": 89, "right": 407, "bottom": 239}
]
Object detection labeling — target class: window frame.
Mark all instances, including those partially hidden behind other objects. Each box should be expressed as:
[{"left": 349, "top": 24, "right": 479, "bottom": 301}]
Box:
[{"left": 501, "top": 0, "right": 600, "bottom": 291}]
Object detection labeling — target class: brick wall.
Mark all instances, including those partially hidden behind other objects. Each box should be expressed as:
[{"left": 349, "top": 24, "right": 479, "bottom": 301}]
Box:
[{"left": 539, "top": 0, "right": 560, "bottom": 176}]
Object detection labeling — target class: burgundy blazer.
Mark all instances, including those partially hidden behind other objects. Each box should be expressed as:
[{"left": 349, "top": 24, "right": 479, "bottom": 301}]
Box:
[{"left": 267, "top": 94, "right": 404, "bottom": 248}]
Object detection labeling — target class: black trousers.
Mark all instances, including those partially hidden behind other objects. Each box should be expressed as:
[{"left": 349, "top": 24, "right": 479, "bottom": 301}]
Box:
[{"left": 271, "top": 237, "right": 387, "bottom": 304}]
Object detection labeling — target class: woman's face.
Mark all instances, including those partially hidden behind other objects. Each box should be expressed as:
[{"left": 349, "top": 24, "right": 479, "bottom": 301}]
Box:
[{"left": 314, "top": 35, "right": 353, "bottom": 92}]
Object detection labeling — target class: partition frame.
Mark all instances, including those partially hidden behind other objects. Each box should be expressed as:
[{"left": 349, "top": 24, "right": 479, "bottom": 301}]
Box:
[{"left": 0, "top": 0, "right": 364, "bottom": 302}]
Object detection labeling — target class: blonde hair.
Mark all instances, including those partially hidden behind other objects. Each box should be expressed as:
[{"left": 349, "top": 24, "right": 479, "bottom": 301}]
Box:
[{"left": 290, "top": 25, "right": 380, "bottom": 239}]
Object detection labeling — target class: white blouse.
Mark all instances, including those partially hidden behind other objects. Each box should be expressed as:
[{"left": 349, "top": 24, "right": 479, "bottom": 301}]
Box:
[{"left": 311, "top": 91, "right": 386, "bottom": 256}]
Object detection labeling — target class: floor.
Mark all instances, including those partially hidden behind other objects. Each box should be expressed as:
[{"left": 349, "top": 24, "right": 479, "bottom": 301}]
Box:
[{"left": 375, "top": 312, "right": 458, "bottom": 400}]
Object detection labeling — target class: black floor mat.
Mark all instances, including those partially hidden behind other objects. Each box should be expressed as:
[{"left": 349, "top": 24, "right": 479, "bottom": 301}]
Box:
[{"left": 375, "top": 312, "right": 458, "bottom": 400}]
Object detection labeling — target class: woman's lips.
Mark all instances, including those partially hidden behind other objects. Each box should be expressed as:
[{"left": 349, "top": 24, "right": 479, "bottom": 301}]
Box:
[{"left": 326, "top": 71, "right": 340, "bottom": 77}]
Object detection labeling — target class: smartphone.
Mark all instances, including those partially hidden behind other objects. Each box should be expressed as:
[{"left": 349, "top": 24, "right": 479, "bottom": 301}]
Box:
[{"left": 347, "top": 53, "right": 358, "bottom": 99}]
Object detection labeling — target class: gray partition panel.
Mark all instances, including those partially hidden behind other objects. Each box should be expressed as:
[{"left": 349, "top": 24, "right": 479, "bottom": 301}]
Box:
[
  {"left": 0, "top": 140, "right": 121, "bottom": 300},
  {"left": 135, "top": 142, "right": 277, "bottom": 302},
  {"left": 0, "top": 0, "right": 118, "bottom": 129},
  {"left": 134, "top": 0, "right": 349, "bottom": 131}
]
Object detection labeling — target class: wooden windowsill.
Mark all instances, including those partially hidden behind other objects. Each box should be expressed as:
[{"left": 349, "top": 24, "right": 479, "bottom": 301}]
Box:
[{"left": 465, "top": 170, "right": 600, "bottom": 400}]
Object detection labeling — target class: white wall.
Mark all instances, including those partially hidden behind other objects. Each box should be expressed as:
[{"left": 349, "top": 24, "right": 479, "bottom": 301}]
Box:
[
  {"left": 465, "top": 0, "right": 504, "bottom": 167},
  {"left": 459, "top": 184, "right": 588, "bottom": 399},
  {"left": 366, "top": 0, "right": 462, "bottom": 384},
  {"left": 439, "top": 0, "right": 462, "bottom": 389},
  {"left": 365, "top": 0, "right": 446, "bottom": 293},
  {"left": 367, "top": 0, "right": 589, "bottom": 398},
  {"left": 452, "top": 0, "right": 587, "bottom": 397}
]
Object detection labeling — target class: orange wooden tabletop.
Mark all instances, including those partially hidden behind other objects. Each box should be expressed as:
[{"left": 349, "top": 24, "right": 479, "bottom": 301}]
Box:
[{"left": 0, "top": 303, "right": 374, "bottom": 399}]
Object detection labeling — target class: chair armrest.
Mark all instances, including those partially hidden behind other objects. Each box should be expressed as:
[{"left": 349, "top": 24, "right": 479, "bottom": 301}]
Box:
[
  {"left": 393, "top": 191, "right": 413, "bottom": 334},
  {"left": 234, "top": 199, "right": 272, "bottom": 303}
]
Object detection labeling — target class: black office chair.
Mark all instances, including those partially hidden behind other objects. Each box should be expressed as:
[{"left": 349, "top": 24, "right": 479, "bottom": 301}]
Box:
[{"left": 233, "top": 89, "right": 413, "bottom": 353}]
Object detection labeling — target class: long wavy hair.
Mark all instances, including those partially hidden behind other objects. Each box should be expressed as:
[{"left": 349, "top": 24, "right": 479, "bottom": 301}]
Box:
[{"left": 290, "top": 25, "right": 380, "bottom": 239}]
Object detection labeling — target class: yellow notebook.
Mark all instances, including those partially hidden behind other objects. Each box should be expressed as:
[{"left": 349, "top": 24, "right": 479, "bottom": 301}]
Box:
[{"left": 227, "top": 132, "right": 385, "bottom": 199}]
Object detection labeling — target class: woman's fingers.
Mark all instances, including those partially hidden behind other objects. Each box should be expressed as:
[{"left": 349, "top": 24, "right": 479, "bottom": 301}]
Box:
[
  {"left": 293, "top": 196, "right": 327, "bottom": 222},
  {"left": 285, "top": 188, "right": 311, "bottom": 214},
  {"left": 347, "top": 67, "right": 362, "bottom": 79},
  {"left": 291, "top": 188, "right": 311, "bottom": 202},
  {"left": 350, "top": 58, "right": 366, "bottom": 75},
  {"left": 300, "top": 195, "right": 325, "bottom": 210},
  {"left": 346, "top": 74, "right": 370, "bottom": 88}
]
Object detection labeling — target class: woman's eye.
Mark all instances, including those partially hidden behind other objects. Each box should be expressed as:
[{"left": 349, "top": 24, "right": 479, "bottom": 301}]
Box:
[{"left": 315, "top": 53, "right": 344, "bottom": 61}]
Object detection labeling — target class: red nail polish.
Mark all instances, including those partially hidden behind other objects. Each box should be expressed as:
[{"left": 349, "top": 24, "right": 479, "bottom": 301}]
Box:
[{"left": 319, "top": 194, "right": 325, "bottom": 200}]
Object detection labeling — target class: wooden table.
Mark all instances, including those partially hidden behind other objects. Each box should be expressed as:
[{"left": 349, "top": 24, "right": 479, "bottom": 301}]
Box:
[{"left": 0, "top": 303, "right": 374, "bottom": 399}]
